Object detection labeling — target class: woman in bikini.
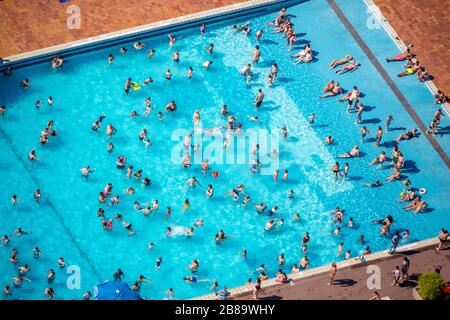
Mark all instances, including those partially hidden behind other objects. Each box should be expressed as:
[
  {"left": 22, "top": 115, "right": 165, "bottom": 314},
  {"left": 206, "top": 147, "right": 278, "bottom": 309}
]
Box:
[
  {"left": 394, "top": 129, "right": 418, "bottom": 142},
  {"left": 386, "top": 46, "right": 413, "bottom": 62},
  {"left": 329, "top": 55, "right": 354, "bottom": 68},
  {"left": 336, "top": 62, "right": 361, "bottom": 74}
]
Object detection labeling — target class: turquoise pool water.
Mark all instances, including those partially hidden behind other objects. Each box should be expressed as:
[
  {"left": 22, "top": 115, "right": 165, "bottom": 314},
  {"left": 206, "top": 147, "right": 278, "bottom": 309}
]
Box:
[{"left": 0, "top": 0, "right": 449, "bottom": 300}]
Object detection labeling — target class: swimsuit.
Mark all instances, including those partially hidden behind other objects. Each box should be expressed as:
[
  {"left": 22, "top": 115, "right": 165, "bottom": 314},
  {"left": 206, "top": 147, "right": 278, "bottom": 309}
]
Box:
[{"left": 406, "top": 68, "right": 414, "bottom": 75}]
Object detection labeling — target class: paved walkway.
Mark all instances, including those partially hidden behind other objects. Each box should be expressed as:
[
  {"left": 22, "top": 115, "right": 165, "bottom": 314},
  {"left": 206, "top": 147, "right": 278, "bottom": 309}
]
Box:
[
  {"left": 234, "top": 245, "right": 449, "bottom": 300},
  {"left": 0, "top": 0, "right": 241, "bottom": 57},
  {"left": 373, "top": 0, "right": 450, "bottom": 95}
]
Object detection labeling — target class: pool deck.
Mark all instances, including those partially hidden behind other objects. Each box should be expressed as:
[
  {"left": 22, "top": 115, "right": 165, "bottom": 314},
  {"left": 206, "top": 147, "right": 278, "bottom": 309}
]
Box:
[
  {"left": 233, "top": 240, "right": 450, "bottom": 300},
  {"left": 372, "top": 0, "right": 450, "bottom": 96},
  {"left": 0, "top": 0, "right": 241, "bottom": 57}
]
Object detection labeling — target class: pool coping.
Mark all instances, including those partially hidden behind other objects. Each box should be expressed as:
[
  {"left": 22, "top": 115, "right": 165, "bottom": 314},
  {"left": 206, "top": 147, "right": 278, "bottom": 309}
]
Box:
[
  {"left": 363, "top": 0, "right": 450, "bottom": 116},
  {"left": 191, "top": 237, "right": 439, "bottom": 300},
  {"left": 0, "top": 0, "right": 302, "bottom": 68}
]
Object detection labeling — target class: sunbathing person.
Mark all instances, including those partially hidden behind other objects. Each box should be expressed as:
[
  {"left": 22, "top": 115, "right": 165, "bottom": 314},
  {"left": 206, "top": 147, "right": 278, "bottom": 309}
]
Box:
[
  {"left": 336, "top": 62, "right": 361, "bottom": 74},
  {"left": 394, "top": 129, "right": 418, "bottom": 142},
  {"left": 369, "top": 151, "right": 386, "bottom": 168},
  {"left": 403, "top": 196, "right": 421, "bottom": 211},
  {"left": 338, "top": 145, "right": 360, "bottom": 158},
  {"left": 397, "top": 63, "right": 420, "bottom": 77},
  {"left": 363, "top": 180, "right": 382, "bottom": 188},
  {"left": 329, "top": 55, "right": 354, "bottom": 69},
  {"left": 385, "top": 168, "right": 401, "bottom": 182},
  {"left": 320, "top": 82, "right": 342, "bottom": 98},
  {"left": 295, "top": 52, "right": 312, "bottom": 64},
  {"left": 321, "top": 80, "right": 335, "bottom": 93},
  {"left": 413, "top": 200, "right": 428, "bottom": 214},
  {"left": 291, "top": 44, "right": 312, "bottom": 64},
  {"left": 386, "top": 47, "right": 413, "bottom": 62},
  {"left": 398, "top": 190, "right": 415, "bottom": 202}
]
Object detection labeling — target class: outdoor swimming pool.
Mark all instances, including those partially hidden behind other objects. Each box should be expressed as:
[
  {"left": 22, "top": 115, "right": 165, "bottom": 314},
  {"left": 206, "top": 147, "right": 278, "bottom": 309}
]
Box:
[{"left": 0, "top": 0, "right": 449, "bottom": 300}]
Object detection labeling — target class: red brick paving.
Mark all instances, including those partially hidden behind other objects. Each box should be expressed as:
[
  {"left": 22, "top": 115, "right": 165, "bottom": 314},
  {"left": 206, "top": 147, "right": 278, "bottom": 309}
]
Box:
[
  {"left": 0, "top": 0, "right": 242, "bottom": 57},
  {"left": 233, "top": 245, "right": 449, "bottom": 300},
  {"left": 373, "top": 0, "right": 450, "bottom": 94}
]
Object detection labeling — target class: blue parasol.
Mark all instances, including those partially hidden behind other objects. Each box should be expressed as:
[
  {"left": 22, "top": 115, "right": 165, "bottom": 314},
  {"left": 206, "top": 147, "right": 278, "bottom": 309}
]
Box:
[{"left": 94, "top": 280, "right": 141, "bottom": 300}]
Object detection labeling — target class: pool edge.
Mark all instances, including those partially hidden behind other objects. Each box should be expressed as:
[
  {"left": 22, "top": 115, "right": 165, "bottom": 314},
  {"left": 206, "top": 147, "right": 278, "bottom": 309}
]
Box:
[
  {"left": 0, "top": 0, "right": 304, "bottom": 68},
  {"left": 191, "top": 237, "right": 439, "bottom": 300}
]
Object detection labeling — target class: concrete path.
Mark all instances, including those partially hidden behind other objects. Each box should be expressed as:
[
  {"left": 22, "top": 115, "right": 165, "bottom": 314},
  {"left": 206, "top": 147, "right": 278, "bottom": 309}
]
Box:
[{"left": 234, "top": 245, "right": 449, "bottom": 300}]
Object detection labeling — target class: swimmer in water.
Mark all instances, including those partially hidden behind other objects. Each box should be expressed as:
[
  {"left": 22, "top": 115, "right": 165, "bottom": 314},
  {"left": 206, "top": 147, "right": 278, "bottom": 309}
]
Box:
[
  {"left": 241, "top": 195, "right": 251, "bottom": 206},
  {"left": 156, "top": 257, "right": 163, "bottom": 270},
  {"left": 254, "top": 89, "right": 264, "bottom": 108},
  {"left": 202, "top": 60, "right": 213, "bottom": 69},
  {"left": 172, "top": 51, "right": 179, "bottom": 63},
  {"left": 142, "top": 76, "right": 153, "bottom": 86},
  {"left": 206, "top": 184, "right": 214, "bottom": 198},
  {"left": 133, "top": 41, "right": 145, "bottom": 50},
  {"left": 28, "top": 149, "right": 39, "bottom": 161},
  {"left": 193, "top": 110, "right": 201, "bottom": 125},
  {"left": 80, "top": 166, "right": 95, "bottom": 178},
  {"left": 185, "top": 176, "right": 201, "bottom": 189},
  {"left": 363, "top": 180, "right": 383, "bottom": 188},
  {"left": 146, "top": 49, "right": 156, "bottom": 59},
  {"left": 194, "top": 219, "right": 204, "bottom": 227},
  {"left": 107, "top": 143, "right": 114, "bottom": 153},
  {"left": 226, "top": 189, "right": 240, "bottom": 201},
  {"left": 264, "top": 219, "right": 276, "bottom": 231},
  {"left": 182, "top": 199, "right": 190, "bottom": 211},
  {"left": 206, "top": 43, "right": 214, "bottom": 55},
  {"left": 287, "top": 189, "right": 295, "bottom": 199},
  {"left": 11, "top": 194, "right": 20, "bottom": 206},
  {"left": 281, "top": 127, "right": 288, "bottom": 139},
  {"left": 255, "top": 202, "right": 266, "bottom": 214},
  {"left": 325, "top": 136, "right": 334, "bottom": 144},
  {"left": 165, "top": 69, "right": 172, "bottom": 80},
  {"left": 256, "top": 29, "right": 263, "bottom": 41},
  {"left": 20, "top": 78, "right": 30, "bottom": 89}
]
